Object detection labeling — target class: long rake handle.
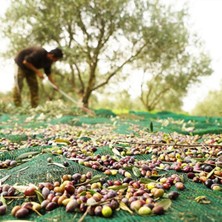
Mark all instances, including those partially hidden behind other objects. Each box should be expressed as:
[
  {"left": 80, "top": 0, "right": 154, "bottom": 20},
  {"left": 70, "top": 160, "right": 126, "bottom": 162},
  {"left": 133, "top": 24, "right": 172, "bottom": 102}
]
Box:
[{"left": 44, "top": 74, "right": 95, "bottom": 116}]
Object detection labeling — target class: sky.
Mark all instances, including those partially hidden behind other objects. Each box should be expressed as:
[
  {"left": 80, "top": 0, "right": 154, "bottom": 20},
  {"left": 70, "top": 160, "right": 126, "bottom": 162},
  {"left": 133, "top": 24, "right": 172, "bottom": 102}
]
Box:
[{"left": 0, "top": 0, "right": 222, "bottom": 113}]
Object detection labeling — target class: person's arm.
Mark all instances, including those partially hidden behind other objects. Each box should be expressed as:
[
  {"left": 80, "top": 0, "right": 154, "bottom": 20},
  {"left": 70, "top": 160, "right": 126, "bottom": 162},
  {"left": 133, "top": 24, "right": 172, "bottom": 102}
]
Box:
[
  {"left": 22, "top": 60, "right": 44, "bottom": 79},
  {"left": 47, "top": 74, "right": 59, "bottom": 90}
]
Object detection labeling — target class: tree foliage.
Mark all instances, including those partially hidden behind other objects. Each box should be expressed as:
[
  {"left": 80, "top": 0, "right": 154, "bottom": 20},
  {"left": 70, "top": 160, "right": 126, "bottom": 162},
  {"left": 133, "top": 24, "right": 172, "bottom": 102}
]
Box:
[
  {"left": 192, "top": 89, "right": 222, "bottom": 116},
  {"left": 1, "top": 0, "right": 212, "bottom": 110}
]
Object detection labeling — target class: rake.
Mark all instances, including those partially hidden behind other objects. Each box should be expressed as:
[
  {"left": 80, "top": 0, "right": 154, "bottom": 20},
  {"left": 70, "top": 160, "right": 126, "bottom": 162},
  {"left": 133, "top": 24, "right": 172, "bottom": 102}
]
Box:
[{"left": 43, "top": 74, "right": 95, "bottom": 116}]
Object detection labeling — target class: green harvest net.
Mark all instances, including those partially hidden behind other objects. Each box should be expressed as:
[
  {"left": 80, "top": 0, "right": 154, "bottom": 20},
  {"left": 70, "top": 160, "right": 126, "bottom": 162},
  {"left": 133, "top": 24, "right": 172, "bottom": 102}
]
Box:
[{"left": 0, "top": 110, "right": 222, "bottom": 222}]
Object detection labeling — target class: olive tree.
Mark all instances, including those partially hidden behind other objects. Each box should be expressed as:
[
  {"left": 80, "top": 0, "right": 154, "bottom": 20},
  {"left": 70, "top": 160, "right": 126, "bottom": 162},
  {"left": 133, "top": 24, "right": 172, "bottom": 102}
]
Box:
[
  {"left": 192, "top": 89, "right": 222, "bottom": 116},
  {"left": 135, "top": 4, "right": 212, "bottom": 111},
  {"left": 1, "top": 0, "right": 212, "bottom": 110}
]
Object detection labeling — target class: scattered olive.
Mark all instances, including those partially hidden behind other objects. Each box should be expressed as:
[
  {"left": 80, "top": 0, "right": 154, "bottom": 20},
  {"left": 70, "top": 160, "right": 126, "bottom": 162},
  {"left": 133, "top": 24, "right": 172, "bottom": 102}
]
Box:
[
  {"left": 15, "top": 207, "right": 29, "bottom": 218},
  {"left": 102, "top": 205, "right": 113, "bottom": 218},
  {"left": 168, "top": 191, "right": 180, "bottom": 200},
  {"left": 152, "top": 206, "right": 165, "bottom": 215},
  {"left": 138, "top": 206, "right": 152, "bottom": 216},
  {"left": 0, "top": 205, "right": 7, "bottom": 215}
]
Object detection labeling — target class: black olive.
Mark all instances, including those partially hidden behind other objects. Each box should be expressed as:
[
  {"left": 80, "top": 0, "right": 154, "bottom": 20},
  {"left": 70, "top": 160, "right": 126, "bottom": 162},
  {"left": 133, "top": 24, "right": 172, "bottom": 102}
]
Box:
[
  {"left": 205, "top": 179, "right": 213, "bottom": 188},
  {"left": 204, "top": 165, "right": 213, "bottom": 172}
]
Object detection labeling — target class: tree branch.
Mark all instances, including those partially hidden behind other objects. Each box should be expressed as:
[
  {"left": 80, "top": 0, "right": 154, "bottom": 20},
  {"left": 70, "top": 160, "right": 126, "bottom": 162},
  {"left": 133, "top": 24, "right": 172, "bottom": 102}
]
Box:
[{"left": 92, "top": 42, "right": 149, "bottom": 91}]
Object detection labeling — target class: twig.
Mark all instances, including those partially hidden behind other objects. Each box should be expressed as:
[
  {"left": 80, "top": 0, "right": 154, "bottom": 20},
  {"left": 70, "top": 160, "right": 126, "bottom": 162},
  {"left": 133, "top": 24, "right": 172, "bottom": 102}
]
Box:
[
  {"left": 115, "top": 141, "right": 222, "bottom": 148},
  {"left": 78, "top": 206, "right": 91, "bottom": 222},
  {"left": 16, "top": 166, "right": 29, "bottom": 173}
]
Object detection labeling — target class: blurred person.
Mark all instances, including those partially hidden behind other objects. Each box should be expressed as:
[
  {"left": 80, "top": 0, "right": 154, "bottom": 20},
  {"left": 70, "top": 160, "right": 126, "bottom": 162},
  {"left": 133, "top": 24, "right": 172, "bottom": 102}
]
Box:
[{"left": 13, "top": 46, "right": 63, "bottom": 108}]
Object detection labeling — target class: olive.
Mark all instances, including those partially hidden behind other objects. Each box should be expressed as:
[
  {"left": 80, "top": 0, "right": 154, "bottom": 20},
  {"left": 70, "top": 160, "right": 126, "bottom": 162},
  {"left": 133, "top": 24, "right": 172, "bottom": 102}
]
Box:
[
  {"left": 138, "top": 206, "right": 152, "bottom": 215},
  {"left": 109, "top": 199, "right": 119, "bottom": 210},
  {"left": 94, "top": 205, "right": 102, "bottom": 216},
  {"left": 102, "top": 205, "right": 113, "bottom": 218},
  {"left": 8, "top": 186, "right": 16, "bottom": 196},
  {"left": 0, "top": 205, "right": 7, "bottom": 215},
  {"left": 175, "top": 182, "right": 185, "bottom": 190},
  {"left": 24, "top": 186, "right": 36, "bottom": 196},
  {"left": 66, "top": 199, "right": 78, "bottom": 212},
  {"left": 205, "top": 179, "right": 213, "bottom": 188},
  {"left": 41, "top": 200, "right": 50, "bottom": 209},
  {"left": 65, "top": 184, "right": 75, "bottom": 194},
  {"left": 168, "top": 191, "right": 180, "bottom": 200},
  {"left": 211, "top": 184, "right": 221, "bottom": 191},
  {"left": 45, "top": 202, "right": 57, "bottom": 211},
  {"left": 130, "top": 200, "right": 143, "bottom": 211},
  {"left": 79, "top": 203, "right": 87, "bottom": 212},
  {"left": 15, "top": 207, "right": 29, "bottom": 218},
  {"left": 204, "top": 165, "right": 213, "bottom": 172},
  {"left": 11, "top": 205, "right": 21, "bottom": 216},
  {"left": 152, "top": 206, "right": 165, "bottom": 215},
  {"left": 187, "top": 172, "right": 195, "bottom": 179},
  {"left": 42, "top": 187, "right": 50, "bottom": 199},
  {"left": 63, "top": 161, "right": 69, "bottom": 167}
]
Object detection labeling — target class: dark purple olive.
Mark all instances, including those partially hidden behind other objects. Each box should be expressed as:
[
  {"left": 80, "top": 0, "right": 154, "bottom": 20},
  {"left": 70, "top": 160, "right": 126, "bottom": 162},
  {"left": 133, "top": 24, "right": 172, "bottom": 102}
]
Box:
[
  {"left": 15, "top": 207, "right": 29, "bottom": 218},
  {"left": 146, "top": 203, "right": 154, "bottom": 210},
  {"left": 152, "top": 206, "right": 165, "bottom": 215},
  {"left": 7, "top": 186, "right": 16, "bottom": 196},
  {"left": 0, "top": 205, "right": 7, "bottom": 215},
  {"left": 72, "top": 173, "right": 82, "bottom": 181},
  {"left": 109, "top": 199, "right": 119, "bottom": 210},
  {"left": 168, "top": 191, "right": 180, "bottom": 200},
  {"left": 192, "top": 177, "right": 200, "bottom": 183},
  {"left": 94, "top": 205, "right": 102, "bottom": 216},
  {"left": 212, "top": 178, "right": 220, "bottom": 184},
  {"left": 205, "top": 179, "right": 213, "bottom": 188},
  {"left": 107, "top": 190, "right": 117, "bottom": 198},
  {"left": 45, "top": 202, "right": 57, "bottom": 211},
  {"left": 187, "top": 172, "right": 195, "bottom": 179},
  {"left": 63, "top": 161, "right": 69, "bottom": 167},
  {"left": 204, "top": 165, "right": 213, "bottom": 172}
]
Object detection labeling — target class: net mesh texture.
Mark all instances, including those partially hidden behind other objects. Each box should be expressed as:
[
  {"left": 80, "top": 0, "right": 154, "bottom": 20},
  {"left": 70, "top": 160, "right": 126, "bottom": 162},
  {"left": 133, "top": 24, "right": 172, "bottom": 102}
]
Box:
[{"left": 0, "top": 110, "right": 222, "bottom": 221}]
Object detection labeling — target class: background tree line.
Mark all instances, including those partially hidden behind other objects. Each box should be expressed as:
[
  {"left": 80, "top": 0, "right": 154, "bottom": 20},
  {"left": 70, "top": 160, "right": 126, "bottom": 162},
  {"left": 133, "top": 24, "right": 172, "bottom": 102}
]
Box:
[{"left": 1, "top": 0, "right": 213, "bottom": 113}]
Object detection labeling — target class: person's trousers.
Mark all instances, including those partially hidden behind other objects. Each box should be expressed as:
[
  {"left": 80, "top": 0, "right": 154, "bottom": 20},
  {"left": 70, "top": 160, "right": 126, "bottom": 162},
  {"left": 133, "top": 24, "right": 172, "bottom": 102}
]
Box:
[{"left": 13, "top": 67, "right": 39, "bottom": 108}]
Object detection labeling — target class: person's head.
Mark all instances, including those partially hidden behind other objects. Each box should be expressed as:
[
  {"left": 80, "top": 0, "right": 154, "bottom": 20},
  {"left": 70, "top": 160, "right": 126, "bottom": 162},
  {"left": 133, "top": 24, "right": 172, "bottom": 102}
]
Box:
[{"left": 48, "top": 47, "right": 63, "bottom": 62}]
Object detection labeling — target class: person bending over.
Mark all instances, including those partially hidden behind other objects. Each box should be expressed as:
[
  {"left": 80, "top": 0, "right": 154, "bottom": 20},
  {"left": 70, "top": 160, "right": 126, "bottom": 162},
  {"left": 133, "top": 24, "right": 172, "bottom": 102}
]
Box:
[{"left": 13, "top": 46, "right": 63, "bottom": 108}]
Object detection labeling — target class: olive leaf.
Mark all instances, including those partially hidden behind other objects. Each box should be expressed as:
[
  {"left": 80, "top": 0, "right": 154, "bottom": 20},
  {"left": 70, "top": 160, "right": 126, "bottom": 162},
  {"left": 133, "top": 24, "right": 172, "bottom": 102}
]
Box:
[
  {"left": 150, "top": 122, "right": 154, "bottom": 132},
  {"left": 120, "top": 201, "right": 133, "bottom": 214},
  {"left": 77, "top": 175, "right": 104, "bottom": 186},
  {"left": 47, "top": 162, "right": 66, "bottom": 168},
  {"left": 79, "top": 136, "right": 91, "bottom": 142},
  {"left": 0, "top": 195, "right": 7, "bottom": 205},
  {"left": 207, "top": 167, "right": 216, "bottom": 179},
  {"left": 54, "top": 138, "right": 70, "bottom": 144},
  {"left": 13, "top": 185, "right": 29, "bottom": 193},
  {"left": 86, "top": 197, "right": 97, "bottom": 206},
  {"left": 108, "top": 184, "right": 128, "bottom": 191},
  {"left": 132, "top": 167, "right": 141, "bottom": 177},
  {"left": 112, "top": 147, "right": 122, "bottom": 157},
  {"left": 35, "top": 190, "right": 44, "bottom": 203},
  {"left": 195, "top": 196, "right": 211, "bottom": 204},
  {"left": 16, "top": 151, "right": 40, "bottom": 160},
  {"left": 0, "top": 175, "right": 11, "bottom": 185},
  {"left": 140, "top": 178, "right": 156, "bottom": 184}
]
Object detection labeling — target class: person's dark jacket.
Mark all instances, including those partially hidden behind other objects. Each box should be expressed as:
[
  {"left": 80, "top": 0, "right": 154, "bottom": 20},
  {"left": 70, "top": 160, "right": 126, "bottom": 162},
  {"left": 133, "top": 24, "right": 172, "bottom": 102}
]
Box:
[{"left": 15, "top": 47, "right": 52, "bottom": 76}]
